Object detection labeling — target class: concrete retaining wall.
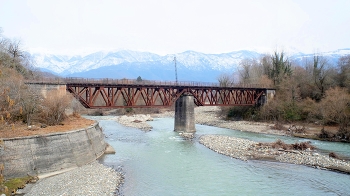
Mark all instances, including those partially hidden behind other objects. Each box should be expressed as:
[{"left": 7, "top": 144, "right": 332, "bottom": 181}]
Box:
[
  {"left": 0, "top": 122, "right": 107, "bottom": 179},
  {"left": 27, "top": 83, "right": 67, "bottom": 98}
]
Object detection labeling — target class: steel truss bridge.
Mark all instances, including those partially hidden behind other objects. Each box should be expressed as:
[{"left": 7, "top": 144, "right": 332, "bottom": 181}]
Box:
[{"left": 62, "top": 78, "right": 274, "bottom": 109}]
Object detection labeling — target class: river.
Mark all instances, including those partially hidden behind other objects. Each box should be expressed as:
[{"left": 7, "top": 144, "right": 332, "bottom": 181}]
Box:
[{"left": 91, "top": 117, "right": 350, "bottom": 196}]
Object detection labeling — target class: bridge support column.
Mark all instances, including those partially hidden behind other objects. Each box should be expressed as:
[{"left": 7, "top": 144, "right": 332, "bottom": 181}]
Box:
[{"left": 174, "top": 94, "right": 195, "bottom": 135}]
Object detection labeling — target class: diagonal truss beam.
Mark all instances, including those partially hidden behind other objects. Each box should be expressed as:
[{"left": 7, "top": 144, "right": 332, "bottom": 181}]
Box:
[{"left": 66, "top": 83, "right": 268, "bottom": 109}]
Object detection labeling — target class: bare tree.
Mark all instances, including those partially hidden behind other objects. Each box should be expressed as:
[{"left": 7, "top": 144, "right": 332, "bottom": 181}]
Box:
[
  {"left": 338, "top": 55, "right": 350, "bottom": 90},
  {"left": 7, "top": 39, "right": 23, "bottom": 59},
  {"left": 312, "top": 55, "right": 336, "bottom": 100},
  {"left": 238, "top": 58, "right": 266, "bottom": 85},
  {"left": 239, "top": 58, "right": 252, "bottom": 84},
  {"left": 260, "top": 54, "right": 273, "bottom": 77},
  {"left": 19, "top": 85, "right": 42, "bottom": 126},
  {"left": 217, "top": 73, "right": 234, "bottom": 87},
  {"left": 0, "top": 27, "right": 7, "bottom": 52}
]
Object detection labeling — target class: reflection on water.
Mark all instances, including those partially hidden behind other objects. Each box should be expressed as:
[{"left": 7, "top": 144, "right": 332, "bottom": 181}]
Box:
[{"left": 91, "top": 117, "right": 350, "bottom": 196}]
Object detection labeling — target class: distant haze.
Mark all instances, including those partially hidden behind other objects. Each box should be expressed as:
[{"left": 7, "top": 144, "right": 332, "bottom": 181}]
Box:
[{"left": 32, "top": 49, "right": 350, "bottom": 82}]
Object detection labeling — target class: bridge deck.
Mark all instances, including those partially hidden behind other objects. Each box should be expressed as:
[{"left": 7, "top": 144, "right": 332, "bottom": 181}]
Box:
[
  {"left": 26, "top": 77, "right": 274, "bottom": 109},
  {"left": 65, "top": 78, "right": 273, "bottom": 109}
]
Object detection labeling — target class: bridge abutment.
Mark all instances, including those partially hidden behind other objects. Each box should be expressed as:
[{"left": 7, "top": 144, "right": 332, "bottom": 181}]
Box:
[{"left": 174, "top": 94, "right": 196, "bottom": 134}]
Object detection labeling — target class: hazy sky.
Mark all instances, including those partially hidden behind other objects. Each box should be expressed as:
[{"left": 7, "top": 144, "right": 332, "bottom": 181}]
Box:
[{"left": 1, "top": 0, "right": 349, "bottom": 55}]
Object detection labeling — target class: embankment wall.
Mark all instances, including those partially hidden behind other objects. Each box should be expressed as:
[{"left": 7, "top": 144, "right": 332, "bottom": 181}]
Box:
[{"left": 0, "top": 122, "right": 107, "bottom": 178}]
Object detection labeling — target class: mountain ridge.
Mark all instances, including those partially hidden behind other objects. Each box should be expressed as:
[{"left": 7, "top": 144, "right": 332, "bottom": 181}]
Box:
[{"left": 31, "top": 49, "right": 350, "bottom": 83}]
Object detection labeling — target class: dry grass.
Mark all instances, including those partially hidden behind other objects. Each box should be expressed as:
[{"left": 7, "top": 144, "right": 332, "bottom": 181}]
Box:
[{"left": 0, "top": 116, "right": 95, "bottom": 139}]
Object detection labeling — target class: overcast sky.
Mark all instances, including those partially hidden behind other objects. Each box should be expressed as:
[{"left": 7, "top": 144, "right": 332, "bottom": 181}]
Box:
[{"left": 1, "top": 0, "right": 349, "bottom": 55}]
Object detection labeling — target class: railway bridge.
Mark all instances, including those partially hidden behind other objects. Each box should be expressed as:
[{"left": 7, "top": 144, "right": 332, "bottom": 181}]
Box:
[{"left": 28, "top": 78, "right": 275, "bottom": 135}]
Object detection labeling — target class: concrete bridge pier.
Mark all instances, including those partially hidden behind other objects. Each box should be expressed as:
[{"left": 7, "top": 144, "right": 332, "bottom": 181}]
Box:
[{"left": 174, "top": 94, "right": 196, "bottom": 135}]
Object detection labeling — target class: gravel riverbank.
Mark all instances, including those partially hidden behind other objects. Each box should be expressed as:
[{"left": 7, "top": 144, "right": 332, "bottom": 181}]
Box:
[
  {"left": 152, "top": 106, "right": 287, "bottom": 135},
  {"left": 193, "top": 106, "right": 288, "bottom": 135},
  {"left": 116, "top": 114, "right": 153, "bottom": 131},
  {"left": 199, "top": 134, "right": 350, "bottom": 173},
  {"left": 24, "top": 161, "right": 123, "bottom": 196},
  {"left": 152, "top": 106, "right": 350, "bottom": 174}
]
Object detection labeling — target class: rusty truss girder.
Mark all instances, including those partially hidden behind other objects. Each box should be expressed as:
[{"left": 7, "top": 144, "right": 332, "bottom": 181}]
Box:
[{"left": 66, "top": 83, "right": 267, "bottom": 109}]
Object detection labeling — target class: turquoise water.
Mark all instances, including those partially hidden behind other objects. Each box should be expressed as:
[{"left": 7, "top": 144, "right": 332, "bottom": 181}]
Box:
[{"left": 94, "top": 117, "right": 350, "bottom": 196}]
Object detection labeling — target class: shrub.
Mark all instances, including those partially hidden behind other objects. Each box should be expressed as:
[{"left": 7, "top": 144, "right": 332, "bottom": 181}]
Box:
[
  {"left": 329, "top": 152, "right": 340, "bottom": 159},
  {"left": 336, "top": 126, "right": 350, "bottom": 141},
  {"left": 39, "top": 90, "right": 72, "bottom": 125},
  {"left": 271, "top": 139, "right": 289, "bottom": 149},
  {"left": 282, "top": 102, "right": 302, "bottom": 121},
  {"left": 319, "top": 87, "right": 350, "bottom": 127},
  {"left": 292, "top": 141, "right": 315, "bottom": 150},
  {"left": 226, "top": 106, "right": 258, "bottom": 120},
  {"left": 264, "top": 139, "right": 315, "bottom": 150},
  {"left": 125, "top": 108, "right": 134, "bottom": 114},
  {"left": 271, "top": 122, "right": 285, "bottom": 130},
  {"left": 319, "top": 128, "right": 333, "bottom": 139}
]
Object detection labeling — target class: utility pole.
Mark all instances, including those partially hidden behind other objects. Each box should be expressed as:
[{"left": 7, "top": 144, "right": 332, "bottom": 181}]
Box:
[{"left": 174, "top": 56, "right": 178, "bottom": 84}]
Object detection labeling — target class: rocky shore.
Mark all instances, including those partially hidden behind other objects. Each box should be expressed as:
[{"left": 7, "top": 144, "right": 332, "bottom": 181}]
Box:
[{"left": 23, "top": 161, "right": 123, "bottom": 196}]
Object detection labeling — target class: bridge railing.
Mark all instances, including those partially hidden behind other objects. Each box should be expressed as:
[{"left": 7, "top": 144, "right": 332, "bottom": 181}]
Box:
[
  {"left": 24, "top": 77, "right": 67, "bottom": 85},
  {"left": 65, "top": 77, "right": 272, "bottom": 88},
  {"left": 65, "top": 77, "right": 219, "bottom": 87},
  {"left": 25, "top": 77, "right": 273, "bottom": 88}
]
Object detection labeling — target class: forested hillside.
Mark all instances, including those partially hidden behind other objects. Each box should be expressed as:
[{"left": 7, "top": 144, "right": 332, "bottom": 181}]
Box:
[{"left": 222, "top": 51, "right": 350, "bottom": 141}]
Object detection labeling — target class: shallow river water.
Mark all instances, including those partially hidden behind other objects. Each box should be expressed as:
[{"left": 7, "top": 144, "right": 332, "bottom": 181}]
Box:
[{"left": 92, "top": 117, "right": 350, "bottom": 196}]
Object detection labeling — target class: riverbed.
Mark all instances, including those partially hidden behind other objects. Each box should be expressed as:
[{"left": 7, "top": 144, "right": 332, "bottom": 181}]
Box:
[{"left": 95, "top": 117, "right": 350, "bottom": 196}]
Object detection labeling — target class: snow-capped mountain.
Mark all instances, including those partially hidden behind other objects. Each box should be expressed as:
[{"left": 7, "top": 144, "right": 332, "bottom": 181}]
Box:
[
  {"left": 291, "top": 48, "right": 350, "bottom": 65},
  {"left": 31, "top": 49, "right": 350, "bottom": 83},
  {"left": 31, "top": 50, "right": 262, "bottom": 82},
  {"left": 32, "top": 50, "right": 162, "bottom": 74}
]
